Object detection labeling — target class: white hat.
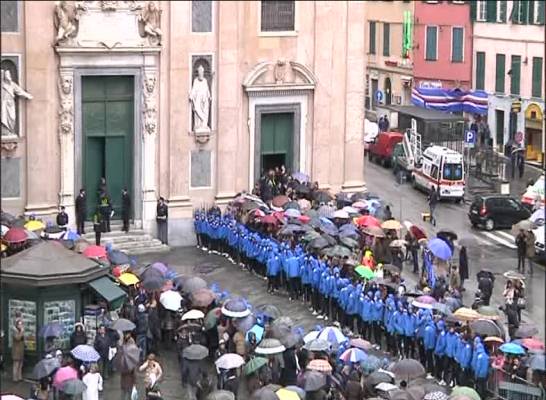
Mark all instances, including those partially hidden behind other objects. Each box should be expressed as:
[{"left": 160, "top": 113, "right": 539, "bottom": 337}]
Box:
[{"left": 138, "top": 304, "right": 146, "bottom": 312}]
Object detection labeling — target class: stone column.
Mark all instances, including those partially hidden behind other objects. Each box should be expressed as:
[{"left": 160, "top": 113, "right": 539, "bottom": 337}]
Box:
[
  {"left": 142, "top": 68, "right": 159, "bottom": 231},
  {"left": 215, "top": 1, "right": 239, "bottom": 204},
  {"left": 58, "top": 69, "right": 76, "bottom": 226},
  {"left": 342, "top": 1, "right": 366, "bottom": 191}
]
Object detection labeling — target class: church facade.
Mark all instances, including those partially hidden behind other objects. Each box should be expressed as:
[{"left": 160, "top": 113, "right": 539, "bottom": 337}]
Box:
[{"left": 1, "top": 1, "right": 366, "bottom": 245}]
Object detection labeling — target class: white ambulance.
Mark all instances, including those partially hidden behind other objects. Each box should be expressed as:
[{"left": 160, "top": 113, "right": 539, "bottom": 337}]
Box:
[{"left": 411, "top": 145, "right": 465, "bottom": 202}]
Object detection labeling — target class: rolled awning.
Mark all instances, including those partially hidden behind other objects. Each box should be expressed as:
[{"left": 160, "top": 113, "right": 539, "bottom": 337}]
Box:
[{"left": 89, "top": 276, "right": 127, "bottom": 309}]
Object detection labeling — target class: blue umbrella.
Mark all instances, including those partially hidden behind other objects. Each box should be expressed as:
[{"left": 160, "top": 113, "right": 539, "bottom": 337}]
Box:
[
  {"left": 247, "top": 324, "right": 265, "bottom": 342},
  {"left": 71, "top": 344, "right": 101, "bottom": 362},
  {"left": 360, "top": 354, "right": 382, "bottom": 373},
  {"left": 427, "top": 238, "right": 453, "bottom": 261},
  {"left": 39, "top": 322, "right": 63, "bottom": 338},
  {"left": 499, "top": 342, "right": 526, "bottom": 355},
  {"left": 64, "top": 230, "right": 80, "bottom": 241},
  {"left": 319, "top": 218, "right": 339, "bottom": 236},
  {"left": 108, "top": 249, "right": 130, "bottom": 265},
  {"left": 284, "top": 209, "right": 301, "bottom": 218},
  {"left": 339, "top": 223, "right": 358, "bottom": 232},
  {"left": 528, "top": 354, "right": 546, "bottom": 371}
]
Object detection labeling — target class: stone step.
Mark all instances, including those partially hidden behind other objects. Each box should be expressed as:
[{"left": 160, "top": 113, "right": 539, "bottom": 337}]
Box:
[
  {"left": 81, "top": 226, "right": 169, "bottom": 256},
  {"left": 113, "top": 239, "right": 164, "bottom": 250},
  {"left": 127, "top": 244, "right": 170, "bottom": 255}
]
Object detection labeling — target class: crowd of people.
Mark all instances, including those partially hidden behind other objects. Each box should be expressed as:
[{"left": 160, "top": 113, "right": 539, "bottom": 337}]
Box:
[{"left": 5, "top": 170, "right": 544, "bottom": 400}]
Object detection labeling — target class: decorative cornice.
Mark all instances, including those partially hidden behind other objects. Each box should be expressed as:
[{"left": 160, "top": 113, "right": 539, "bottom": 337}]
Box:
[
  {"left": 246, "top": 87, "right": 315, "bottom": 97},
  {"left": 1, "top": 137, "right": 20, "bottom": 157}
]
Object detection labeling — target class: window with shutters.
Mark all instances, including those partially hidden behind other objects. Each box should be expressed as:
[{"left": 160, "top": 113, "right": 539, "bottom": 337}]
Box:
[
  {"left": 532, "top": 57, "right": 543, "bottom": 98},
  {"left": 510, "top": 55, "right": 521, "bottom": 95},
  {"left": 451, "top": 27, "right": 464, "bottom": 62},
  {"left": 425, "top": 26, "right": 438, "bottom": 61},
  {"left": 475, "top": 52, "right": 485, "bottom": 90},
  {"left": 533, "top": 0, "right": 545, "bottom": 24},
  {"left": 192, "top": 0, "right": 212, "bottom": 33},
  {"left": 497, "top": 1, "right": 507, "bottom": 22},
  {"left": 0, "top": 1, "right": 18, "bottom": 32},
  {"left": 260, "top": 1, "right": 295, "bottom": 32},
  {"left": 369, "top": 21, "right": 376, "bottom": 54},
  {"left": 511, "top": 0, "right": 529, "bottom": 24},
  {"left": 476, "top": 0, "right": 487, "bottom": 21},
  {"left": 486, "top": 0, "right": 497, "bottom": 22},
  {"left": 495, "top": 54, "right": 505, "bottom": 93},
  {"left": 383, "top": 23, "right": 390, "bottom": 57}
]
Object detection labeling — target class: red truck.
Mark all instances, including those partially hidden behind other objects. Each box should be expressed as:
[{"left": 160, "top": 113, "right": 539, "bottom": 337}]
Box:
[{"left": 367, "top": 131, "right": 404, "bottom": 167}]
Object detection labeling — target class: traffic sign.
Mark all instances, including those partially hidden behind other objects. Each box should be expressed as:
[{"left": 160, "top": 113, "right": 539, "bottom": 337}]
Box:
[
  {"left": 464, "top": 130, "right": 476, "bottom": 145},
  {"left": 375, "top": 90, "right": 383, "bottom": 102}
]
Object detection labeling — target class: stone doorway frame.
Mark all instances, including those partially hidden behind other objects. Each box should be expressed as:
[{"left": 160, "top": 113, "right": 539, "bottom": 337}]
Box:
[
  {"left": 254, "top": 103, "right": 301, "bottom": 181},
  {"left": 56, "top": 48, "right": 160, "bottom": 231}
]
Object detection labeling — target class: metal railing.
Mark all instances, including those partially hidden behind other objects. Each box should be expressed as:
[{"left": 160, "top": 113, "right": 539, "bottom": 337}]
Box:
[{"left": 487, "top": 368, "right": 545, "bottom": 400}]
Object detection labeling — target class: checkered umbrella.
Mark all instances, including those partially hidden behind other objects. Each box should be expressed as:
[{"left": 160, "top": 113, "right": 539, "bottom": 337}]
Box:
[{"left": 70, "top": 345, "right": 100, "bottom": 363}]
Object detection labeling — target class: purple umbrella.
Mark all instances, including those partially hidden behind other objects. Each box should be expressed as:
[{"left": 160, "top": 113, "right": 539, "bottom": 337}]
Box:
[
  {"left": 151, "top": 262, "right": 168, "bottom": 276},
  {"left": 427, "top": 238, "right": 453, "bottom": 261}
]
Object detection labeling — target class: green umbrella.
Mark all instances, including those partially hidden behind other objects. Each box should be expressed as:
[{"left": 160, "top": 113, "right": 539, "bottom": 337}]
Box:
[
  {"left": 302, "top": 231, "right": 321, "bottom": 242},
  {"left": 355, "top": 265, "right": 375, "bottom": 280},
  {"left": 450, "top": 386, "right": 480, "bottom": 400},
  {"left": 204, "top": 307, "right": 221, "bottom": 330},
  {"left": 244, "top": 357, "right": 268, "bottom": 376},
  {"left": 329, "top": 245, "right": 352, "bottom": 258},
  {"left": 340, "top": 237, "right": 359, "bottom": 249}
]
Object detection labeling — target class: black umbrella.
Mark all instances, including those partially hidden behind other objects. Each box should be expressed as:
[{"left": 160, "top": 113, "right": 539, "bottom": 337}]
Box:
[
  {"left": 366, "top": 370, "right": 395, "bottom": 387},
  {"left": 514, "top": 324, "right": 539, "bottom": 339},
  {"left": 437, "top": 230, "right": 458, "bottom": 241},
  {"left": 141, "top": 268, "right": 165, "bottom": 291},
  {"left": 113, "top": 344, "right": 140, "bottom": 372},
  {"left": 309, "top": 236, "right": 329, "bottom": 250},
  {"left": 470, "top": 319, "right": 503, "bottom": 337},
  {"left": 251, "top": 387, "right": 279, "bottom": 400},
  {"left": 280, "top": 333, "right": 300, "bottom": 349},
  {"left": 0, "top": 210, "right": 16, "bottom": 225},
  {"left": 476, "top": 270, "right": 495, "bottom": 282},
  {"left": 183, "top": 276, "right": 208, "bottom": 294},
  {"left": 314, "top": 190, "right": 333, "bottom": 203},
  {"left": 383, "top": 264, "right": 401, "bottom": 274},
  {"left": 388, "top": 359, "right": 426, "bottom": 380},
  {"left": 111, "top": 318, "right": 136, "bottom": 332},
  {"left": 304, "top": 370, "right": 327, "bottom": 391},
  {"left": 207, "top": 391, "right": 235, "bottom": 400},
  {"left": 255, "top": 304, "right": 281, "bottom": 320},
  {"left": 183, "top": 344, "right": 209, "bottom": 360},
  {"left": 340, "top": 237, "right": 359, "bottom": 249},
  {"left": 33, "top": 357, "right": 60, "bottom": 379},
  {"left": 61, "top": 379, "right": 87, "bottom": 395},
  {"left": 321, "top": 233, "right": 337, "bottom": 246},
  {"left": 296, "top": 184, "right": 311, "bottom": 195},
  {"left": 283, "top": 201, "right": 300, "bottom": 211}
]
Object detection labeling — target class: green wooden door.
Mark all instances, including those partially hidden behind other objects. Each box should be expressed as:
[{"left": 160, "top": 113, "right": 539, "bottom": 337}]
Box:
[
  {"left": 260, "top": 113, "right": 294, "bottom": 173},
  {"left": 82, "top": 76, "right": 134, "bottom": 219}
]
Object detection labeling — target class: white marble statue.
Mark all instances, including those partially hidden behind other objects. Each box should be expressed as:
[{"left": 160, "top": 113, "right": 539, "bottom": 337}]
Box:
[
  {"left": 138, "top": 1, "right": 162, "bottom": 43},
  {"left": 1, "top": 70, "right": 33, "bottom": 136},
  {"left": 189, "top": 65, "right": 211, "bottom": 133},
  {"left": 54, "top": 1, "right": 84, "bottom": 44}
]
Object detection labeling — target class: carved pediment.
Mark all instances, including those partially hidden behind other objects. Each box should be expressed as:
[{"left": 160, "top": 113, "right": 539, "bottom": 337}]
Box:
[
  {"left": 54, "top": 1, "right": 161, "bottom": 50},
  {"left": 243, "top": 60, "right": 317, "bottom": 93}
]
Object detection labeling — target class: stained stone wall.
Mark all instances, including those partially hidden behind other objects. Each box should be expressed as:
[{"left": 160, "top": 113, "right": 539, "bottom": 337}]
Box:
[
  {"left": 0, "top": 0, "right": 18, "bottom": 32},
  {"left": 190, "top": 150, "right": 212, "bottom": 188},
  {"left": 1, "top": 157, "right": 20, "bottom": 198},
  {"left": 191, "top": 0, "right": 212, "bottom": 32}
]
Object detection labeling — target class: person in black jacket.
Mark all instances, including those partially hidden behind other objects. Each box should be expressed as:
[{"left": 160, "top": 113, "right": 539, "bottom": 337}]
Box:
[
  {"left": 99, "top": 193, "right": 112, "bottom": 233},
  {"left": 427, "top": 187, "right": 440, "bottom": 226},
  {"left": 121, "top": 188, "right": 131, "bottom": 233},
  {"left": 156, "top": 197, "right": 168, "bottom": 245},
  {"left": 75, "top": 189, "right": 87, "bottom": 234},
  {"left": 94, "top": 325, "right": 111, "bottom": 379},
  {"left": 56, "top": 206, "right": 69, "bottom": 231},
  {"left": 281, "top": 347, "right": 299, "bottom": 386},
  {"left": 136, "top": 304, "right": 149, "bottom": 362},
  {"left": 93, "top": 210, "right": 103, "bottom": 246},
  {"left": 458, "top": 246, "right": 469, "bottom": 291},
  {"left": 70, "top": 323, "right": 87, "bottom": 349}
]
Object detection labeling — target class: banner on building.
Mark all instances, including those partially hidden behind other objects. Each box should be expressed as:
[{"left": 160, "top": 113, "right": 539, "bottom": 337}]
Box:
[{"left": 411, "top": 87, "right": 488, "bottom": 115}]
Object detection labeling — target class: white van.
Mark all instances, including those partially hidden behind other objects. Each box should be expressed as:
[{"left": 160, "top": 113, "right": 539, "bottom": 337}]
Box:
[{"left": 412, "top": 145, "right": 465, "bottom": 202}]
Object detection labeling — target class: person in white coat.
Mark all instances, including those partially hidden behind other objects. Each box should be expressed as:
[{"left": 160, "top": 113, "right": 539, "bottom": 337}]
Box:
[{"left": 82, "top": 363, "right": 103, "bottom": 400}]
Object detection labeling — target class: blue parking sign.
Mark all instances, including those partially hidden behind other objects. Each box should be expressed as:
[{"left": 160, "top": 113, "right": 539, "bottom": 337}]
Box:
[
  {"left": 464, "top": 130, "right": 476, "bottom": 144},
  {"left": 375, "top": 90, "right": 383, "bottom": 102}
]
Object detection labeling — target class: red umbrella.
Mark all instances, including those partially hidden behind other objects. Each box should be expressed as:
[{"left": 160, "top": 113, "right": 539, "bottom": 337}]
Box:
[
  {"left": 298, "top": 215, "right": 311, "bottom": 224},
  {"left": 4, "top": 227, "right": 27, "bottom": 244},
  {"left": 82, "top": 245, "right": 107, "bottom": 259},
  {"left": 355, "top": 215, "right": 381, "bottom": 228},
  {"left": 409, "top": 225, "right": 427, "bottom": 240},
  {"left": 260, "top": 214, "right": 279, "bottom": 225},
  {"left": 521, "top": 338, "right": 545, "bottom": 351},
  {"left": 273, "top": 211, "right": 286, "bottom": 223},
  {"left": 112, "top": 266, "right": 122, "bottom": 277}
]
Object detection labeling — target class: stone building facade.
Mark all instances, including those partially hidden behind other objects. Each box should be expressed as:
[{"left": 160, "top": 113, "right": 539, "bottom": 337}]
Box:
[
  {"left": 1, "top": 1, "right": 366, "bottom": 246},
  {"left": 364, "top": 0, "right": 414, "bottom": 121}
]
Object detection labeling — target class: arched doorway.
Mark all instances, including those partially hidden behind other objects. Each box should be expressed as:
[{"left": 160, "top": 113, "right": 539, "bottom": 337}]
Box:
[{"left": 384, "top": 77, "right": 392, "bottom": 105}]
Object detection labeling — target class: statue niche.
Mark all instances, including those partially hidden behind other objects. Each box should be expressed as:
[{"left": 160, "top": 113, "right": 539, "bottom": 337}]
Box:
[{"left": 189, "top": 56, "right": 213, "bottom": 141}]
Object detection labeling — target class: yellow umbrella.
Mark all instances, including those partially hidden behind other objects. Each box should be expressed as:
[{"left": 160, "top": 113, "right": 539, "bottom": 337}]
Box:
[
  {"left": 381, "top": 219, "right": 401, "bottom": 230},
  {"left": 24, "top": 220, "right": 45, "bottom": 232},
  {"left": 276, "top": 388, "right": 300, "bottom": 400},
  {"left": 484, "top": 336, "right": 504, "bottom": 344},
  {"left": 453, "top": 307, "right": 481, "bottom": 322},
  {"left": 118, "top": 272, "right": 140, "bottom": 286}
]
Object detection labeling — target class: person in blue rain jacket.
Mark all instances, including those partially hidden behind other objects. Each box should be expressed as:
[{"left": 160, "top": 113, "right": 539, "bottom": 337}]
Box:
[
  {"left": 416, "top": 309, "right": 430, "bottom": 365},
  {"left": 360, "top": 292, "right": 373, "bottom": 341},
  {"left": 455, "top": 335, "right": 473, "bottom": 386},
  {"left": 444, "top": 326, "right": 459, "bottom": 386},
  {"left": 434, "top": 320, "right": 447, "bottom": 384},
  {"left": 423, "top": 316, "right": 436, "bottom": 375},
  {"left": 472, "top": 340, "right": 489, "bottom": 399},
  {"left": 347, "top": 284, "right": 362, "bottom": 333},
  {"left": 384, "top": 295, "right": 396, "bottom": 355},
  {"left": 370, "top": 291, "right": 384, "bottom": 346},
  {"left": 311, "top": 262, "right": 323, "bottom": 315},
  {"left": 402, "top": 306, "right": 417, "bottom": 359},
  {"left": 266, "top": 251, "right": 281, "bottom": 293},
  {"left": 319, "top": 268, "right": 331, "bottom": 320},
  {"left": 339, "top": 284, "right": 351, "bottom": 328},
  {"left": 393, "top": 302, "right": 405, "bottom": 357},
  {"left": 300, "top": 256, "right": 313, "bottom": 304},
  {"left": 287, "top": 251, "right": 300, "bottom": 301}
]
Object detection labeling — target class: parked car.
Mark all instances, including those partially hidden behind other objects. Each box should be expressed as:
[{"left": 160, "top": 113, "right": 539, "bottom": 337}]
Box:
[
  {"left": 468, "top": 194, "right": 531, "bottom": 231},
  {"left": 368, "top": 131, "right": 403, "bottom": 167}
]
